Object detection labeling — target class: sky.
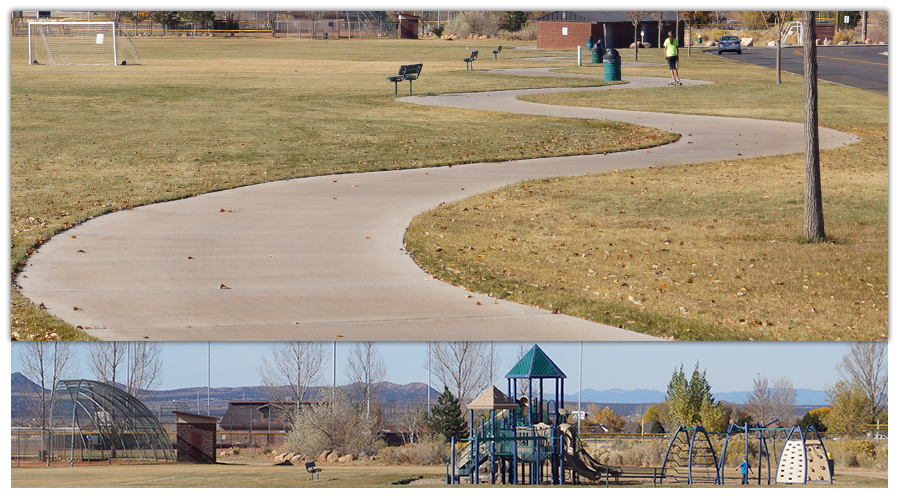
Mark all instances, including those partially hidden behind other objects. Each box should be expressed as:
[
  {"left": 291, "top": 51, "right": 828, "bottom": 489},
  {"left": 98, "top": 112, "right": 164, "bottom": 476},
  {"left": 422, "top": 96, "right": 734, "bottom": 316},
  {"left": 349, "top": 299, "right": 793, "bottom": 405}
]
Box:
[{"left": 9, "top": 340, "right": 869, "bottom": 395}]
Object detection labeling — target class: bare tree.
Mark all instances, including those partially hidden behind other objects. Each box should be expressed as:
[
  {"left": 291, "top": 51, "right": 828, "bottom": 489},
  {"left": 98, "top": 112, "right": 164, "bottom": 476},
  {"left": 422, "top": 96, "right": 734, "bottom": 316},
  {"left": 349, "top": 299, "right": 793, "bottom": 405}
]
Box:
[
  {"left": 15, "top": 342, "right": 76, "bottom": 456},
  {"left": 837, "top": 342, "right": 888, "bottom": 424},
  {"left": 124, "top": 342, "right": 162, "bottom": 400},
  {"left": 88, "top": 342, "right": 125, "bottom": 387},
  {"left": 398, "top": 400, "right": 429, "bottom": 444},
  {"left": 88, "top": 342, "right": 162, "bottom": 400},
  {"left": 768, "top": 11, "right": 791, "bottom": 84},
  {"left": 803, "top": 11, "right": 826, "bottom": 242},
  {"left": 651, "top": 11, "right": 665, "bottom": 48},
  {"left": 427, "top": 342, "right": 496, "bottom": 405},
  {"left": 258, "top": 342, "right": 329, "bottom": 402},
  {"left": 345, "top": 341, "right": 386, "bottom": 419},
  {"left": 744, "top": 374, "right": 797, "bottom": 425},
  {"left": 625, "top": 11, "right": 651, "bottom": 61},
  {"left": 770, "top": 376, "right": 798, "bottom": 424},
  {"left": 513, "top": 343, "right": 531, "bottom": 397}
]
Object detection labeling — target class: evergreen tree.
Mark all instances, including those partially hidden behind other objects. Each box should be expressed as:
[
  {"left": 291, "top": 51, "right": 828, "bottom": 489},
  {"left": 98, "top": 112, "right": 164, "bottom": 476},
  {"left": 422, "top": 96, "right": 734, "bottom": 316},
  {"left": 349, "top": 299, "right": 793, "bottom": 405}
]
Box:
[
  {"left": 427, "top": 386, "right": 468, "bottom": 442},
  {"left": 796, "top": 410, "right": 828, "bottom": 433},
  {"left": 501, "top": 11, "right": 528, "bottom": 32}
]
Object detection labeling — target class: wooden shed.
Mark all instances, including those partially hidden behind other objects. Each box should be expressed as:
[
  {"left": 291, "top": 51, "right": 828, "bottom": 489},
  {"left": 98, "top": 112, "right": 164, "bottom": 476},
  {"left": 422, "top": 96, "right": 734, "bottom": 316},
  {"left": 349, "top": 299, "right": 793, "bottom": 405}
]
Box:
[
  {"left": 174, "top": 411, "right": 218, "bottom": 463},
  {"left": 534, "top": 11, "right": 683, "bottom": 50}
]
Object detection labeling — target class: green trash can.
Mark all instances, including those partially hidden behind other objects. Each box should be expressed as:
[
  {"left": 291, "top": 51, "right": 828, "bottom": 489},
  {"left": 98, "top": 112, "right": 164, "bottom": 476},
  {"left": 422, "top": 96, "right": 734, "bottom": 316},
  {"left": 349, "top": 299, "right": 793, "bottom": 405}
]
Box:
[
  {"left": 697, "top": 35, "right": 702, "bottom": 45},
  {"left": 603, "top": 48, "right": 621, "bottom": 81},
  {"left": 591, "top": 41, "right": 604, "bottom": 64}
]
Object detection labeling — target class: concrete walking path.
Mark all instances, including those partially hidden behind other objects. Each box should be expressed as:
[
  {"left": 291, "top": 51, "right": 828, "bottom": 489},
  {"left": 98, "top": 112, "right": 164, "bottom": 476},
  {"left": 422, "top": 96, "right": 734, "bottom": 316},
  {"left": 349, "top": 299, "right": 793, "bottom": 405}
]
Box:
[{"left": 17, "top": 73, "right": 859, "bottom": 341}]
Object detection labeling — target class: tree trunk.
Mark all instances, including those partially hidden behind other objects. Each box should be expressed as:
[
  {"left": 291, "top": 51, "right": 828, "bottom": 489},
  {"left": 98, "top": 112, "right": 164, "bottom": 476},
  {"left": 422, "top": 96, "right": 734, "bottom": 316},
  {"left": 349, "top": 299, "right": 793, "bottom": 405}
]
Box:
[
  {"left": 634, "top": 23, "right": 640, "bottom": 61},
  {"left": 775, "top": 14, "right": 783, "bottom": 84},
  {"left": 803, "top": 11, "right": 826, "bottom": 242}
]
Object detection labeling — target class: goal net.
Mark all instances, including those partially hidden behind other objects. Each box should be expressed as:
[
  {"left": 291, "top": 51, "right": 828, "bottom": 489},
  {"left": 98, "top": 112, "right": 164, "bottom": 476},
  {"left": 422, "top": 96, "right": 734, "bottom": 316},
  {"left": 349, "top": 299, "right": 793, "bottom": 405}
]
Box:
[{"left": 29, "top": 21, "right": 141, "bottom": 66}]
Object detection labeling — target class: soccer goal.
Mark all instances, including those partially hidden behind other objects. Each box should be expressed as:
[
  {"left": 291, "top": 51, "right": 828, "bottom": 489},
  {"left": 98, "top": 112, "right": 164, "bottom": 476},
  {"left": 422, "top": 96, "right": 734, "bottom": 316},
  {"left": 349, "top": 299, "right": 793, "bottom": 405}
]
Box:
[{"left": 28, "top": 21, "right": 141, "bottom": 66}]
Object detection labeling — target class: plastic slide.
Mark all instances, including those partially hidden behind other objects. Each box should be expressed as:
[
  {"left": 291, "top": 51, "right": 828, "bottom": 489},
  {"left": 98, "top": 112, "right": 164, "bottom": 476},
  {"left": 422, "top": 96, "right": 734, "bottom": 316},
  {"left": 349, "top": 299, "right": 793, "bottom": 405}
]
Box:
[{"left": 559, "top": 423, "right": 622, "bottom": 481}]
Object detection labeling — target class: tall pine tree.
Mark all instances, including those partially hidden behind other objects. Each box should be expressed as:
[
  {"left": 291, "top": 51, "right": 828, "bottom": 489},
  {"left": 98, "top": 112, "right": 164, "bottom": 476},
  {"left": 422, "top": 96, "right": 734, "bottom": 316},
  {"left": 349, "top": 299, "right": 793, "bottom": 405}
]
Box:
[{"left": 427, "top": 386, "right": 468, "bottom": 442}]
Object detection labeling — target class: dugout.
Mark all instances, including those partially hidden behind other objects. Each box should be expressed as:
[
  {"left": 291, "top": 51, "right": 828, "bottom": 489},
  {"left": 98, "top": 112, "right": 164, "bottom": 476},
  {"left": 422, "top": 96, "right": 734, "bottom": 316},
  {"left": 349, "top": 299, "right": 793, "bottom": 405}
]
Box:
[
  {"left": 174, "top": 411, "right": 219, "bottom": 463},
  {"left": 398, "top": 12, "right": 419, "bottom": 39}
]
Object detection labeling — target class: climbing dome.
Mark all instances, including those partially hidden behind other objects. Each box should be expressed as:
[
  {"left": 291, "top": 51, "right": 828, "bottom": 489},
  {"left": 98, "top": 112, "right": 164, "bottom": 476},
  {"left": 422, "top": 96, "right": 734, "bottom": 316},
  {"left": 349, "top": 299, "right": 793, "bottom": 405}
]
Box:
[
  {"left": 662, "top": 425, "right": 721, "bottom": 484},
  {"left": 48, "top": 379, "right": 174, "bottom": 464}
]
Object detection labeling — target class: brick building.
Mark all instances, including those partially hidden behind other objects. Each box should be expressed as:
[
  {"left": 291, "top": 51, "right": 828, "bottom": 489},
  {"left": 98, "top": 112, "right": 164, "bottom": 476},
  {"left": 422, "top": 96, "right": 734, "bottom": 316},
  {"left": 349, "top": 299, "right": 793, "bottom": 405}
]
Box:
[{"left": 534, "top": 11, "right": 683, "bottom": 50}]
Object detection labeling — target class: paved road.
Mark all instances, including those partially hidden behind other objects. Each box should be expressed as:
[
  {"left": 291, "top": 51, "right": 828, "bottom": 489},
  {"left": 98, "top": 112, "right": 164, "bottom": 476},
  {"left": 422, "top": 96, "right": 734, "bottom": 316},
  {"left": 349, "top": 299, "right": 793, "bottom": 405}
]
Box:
[
  {"left": 18, "top": 75, "right": 859, "bottom": 342},
  {"left": 709, "top": 45, "right": 888, "bottom": 93}
]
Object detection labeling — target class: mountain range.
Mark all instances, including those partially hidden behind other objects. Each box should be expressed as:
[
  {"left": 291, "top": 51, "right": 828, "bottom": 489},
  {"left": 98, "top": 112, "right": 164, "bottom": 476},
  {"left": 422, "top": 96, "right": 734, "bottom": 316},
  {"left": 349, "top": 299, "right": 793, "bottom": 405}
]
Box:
[
  {"left": 11, "top": 371, "right": 828, "bottom": 419},
  {"left": 570, "top": 387, "right": 828, "bottom": 406}
]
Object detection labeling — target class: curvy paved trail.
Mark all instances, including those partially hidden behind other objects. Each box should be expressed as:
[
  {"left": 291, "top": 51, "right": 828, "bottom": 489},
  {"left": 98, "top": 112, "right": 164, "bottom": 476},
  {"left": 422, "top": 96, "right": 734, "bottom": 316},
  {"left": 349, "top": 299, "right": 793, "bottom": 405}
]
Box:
[{"left": 18, "top": 73, "right": 859, "bottom": 341}]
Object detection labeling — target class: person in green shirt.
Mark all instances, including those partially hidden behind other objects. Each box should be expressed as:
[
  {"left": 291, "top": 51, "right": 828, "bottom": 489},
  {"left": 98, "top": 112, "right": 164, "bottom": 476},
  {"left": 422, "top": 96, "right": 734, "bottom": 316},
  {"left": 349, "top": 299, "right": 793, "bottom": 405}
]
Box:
[{"left": 663, "top": 31, "right": 681, "bottom": 85}]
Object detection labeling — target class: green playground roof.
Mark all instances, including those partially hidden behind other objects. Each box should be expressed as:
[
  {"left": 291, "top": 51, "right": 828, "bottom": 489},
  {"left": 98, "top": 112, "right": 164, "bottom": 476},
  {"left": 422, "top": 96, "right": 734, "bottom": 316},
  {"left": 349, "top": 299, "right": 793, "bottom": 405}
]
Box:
[{"left": 505, "top": 344, "right": 566, "bottom": 379}]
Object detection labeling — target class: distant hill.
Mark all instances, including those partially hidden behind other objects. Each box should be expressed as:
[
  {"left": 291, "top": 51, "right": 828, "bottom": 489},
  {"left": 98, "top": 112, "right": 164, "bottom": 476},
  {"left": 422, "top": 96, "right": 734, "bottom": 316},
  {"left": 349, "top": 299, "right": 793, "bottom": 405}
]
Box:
[
  {"left": 10, "top": 372, "right": 828, "bottom": 422},
  {"left": 714, "top": 389, "right": 828, "bottom": 406},
  {"left": 566, "top": 387, "right": 828, "bottom": 406},
  {"left": 10, "top": 372, "right": 440, "bottom": 420},
  {"left": 568, "top": 388, "right": 665, "bottom": 404}
]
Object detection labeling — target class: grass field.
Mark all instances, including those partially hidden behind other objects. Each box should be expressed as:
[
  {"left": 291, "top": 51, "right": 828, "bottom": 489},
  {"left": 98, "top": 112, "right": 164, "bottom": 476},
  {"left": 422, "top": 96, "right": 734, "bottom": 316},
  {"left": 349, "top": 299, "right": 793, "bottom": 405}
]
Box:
[
  {"left": 9, "top": 37, "right": 671, "bottom": 341},
  {"left": 405, "top": 48, "right": 888, "bottom": 341},
  {"left": 9, "top": 37, "right": 887, "bottom": 341},
  {"left": 10, "top": 461, "right": 887, "bottom": 488}
]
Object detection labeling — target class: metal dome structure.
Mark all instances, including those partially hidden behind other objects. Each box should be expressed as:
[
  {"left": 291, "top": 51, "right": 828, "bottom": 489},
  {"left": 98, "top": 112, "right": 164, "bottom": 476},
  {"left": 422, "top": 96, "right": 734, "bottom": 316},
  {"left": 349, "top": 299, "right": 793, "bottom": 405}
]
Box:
[{"left": 48, "top": 379, "right": 174, "bottom": 465}]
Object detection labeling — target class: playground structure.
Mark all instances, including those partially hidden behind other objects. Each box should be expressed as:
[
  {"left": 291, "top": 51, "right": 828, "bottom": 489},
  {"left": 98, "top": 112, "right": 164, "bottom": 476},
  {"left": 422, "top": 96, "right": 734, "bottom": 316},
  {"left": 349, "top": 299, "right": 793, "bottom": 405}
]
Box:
[
  {"left": 47, "top": 379, "right": 175, "bottom": 465},
  {"left": 662, "top": 425, "right": 721, "bottom": 484},
  {"left": 446, "top": 344, "right": 833, "bottom": 487},
  {"left": 446, "top": 345, "right": 653, "bottom": 486},
  {"left": 660, "top": 421, "right": 833, "bottom": 485}
]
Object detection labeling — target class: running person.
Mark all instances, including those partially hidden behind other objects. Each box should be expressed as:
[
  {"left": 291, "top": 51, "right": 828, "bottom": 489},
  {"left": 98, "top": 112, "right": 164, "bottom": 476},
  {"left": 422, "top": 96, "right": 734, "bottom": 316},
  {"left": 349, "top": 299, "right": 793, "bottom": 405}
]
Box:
[{"left": 663, "top": 31, "right": 681, "bottom": 85}]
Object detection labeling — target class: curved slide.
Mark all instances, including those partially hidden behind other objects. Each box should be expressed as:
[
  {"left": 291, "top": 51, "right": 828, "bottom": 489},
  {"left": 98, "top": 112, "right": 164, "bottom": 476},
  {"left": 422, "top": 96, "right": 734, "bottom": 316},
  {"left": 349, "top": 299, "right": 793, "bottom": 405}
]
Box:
[
  {"left": 18, "top": 72, "right": 859, "bottom": 341},
  {"left": 559, "top": 423, "right": 622, "bottom": 481}
]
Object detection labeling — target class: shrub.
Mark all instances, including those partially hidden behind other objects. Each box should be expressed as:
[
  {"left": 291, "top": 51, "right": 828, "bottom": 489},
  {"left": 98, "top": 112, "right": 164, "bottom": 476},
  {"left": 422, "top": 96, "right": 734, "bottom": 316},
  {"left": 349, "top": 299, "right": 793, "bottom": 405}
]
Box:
[
  {"left": 444, "top": 11, "right": 501, "bottom": 37},
  {"left": 376, "top": 433, "right": 448, "bottom": 466},
  {"left": 432, "top": 26, "right": 444, "bottom": 38},
  {"left": 503, "top": 23, "right": 536, "bottom": 41},
  {"left": 873, "top": 441, "right": 888, "bottom": 470},
  {"left": 587, "top": 438, "right": 668, "bottom": 467},
  {"left": 832, "top": 439, "right": 877, "bottom": 467},
  {"left": 832, "top": 31, "right": 853, "bottom": 44},
  {"left": 282, "top": 387, "right": 386, "bottom": 457}
]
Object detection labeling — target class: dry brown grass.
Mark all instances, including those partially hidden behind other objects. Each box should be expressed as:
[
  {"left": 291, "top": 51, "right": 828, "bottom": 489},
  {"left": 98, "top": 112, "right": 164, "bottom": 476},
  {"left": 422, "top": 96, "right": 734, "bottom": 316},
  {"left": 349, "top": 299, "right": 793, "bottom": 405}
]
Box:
[
  {"left": 8, "top": 37, "right": 661, "bottom": 341},
  {"left": 405, "top": 51, "right": 887, "bottom": 341}
]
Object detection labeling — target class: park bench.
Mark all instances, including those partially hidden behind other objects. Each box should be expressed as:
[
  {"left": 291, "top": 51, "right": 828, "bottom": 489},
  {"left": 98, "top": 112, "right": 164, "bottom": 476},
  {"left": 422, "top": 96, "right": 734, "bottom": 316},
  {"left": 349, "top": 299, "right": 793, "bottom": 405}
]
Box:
[
  {"left": 305, "top": 461, "right": 323, "bottom": 480},
  {"left": 608, "top": 466, "right": 666, "bottom": 487},
  {"left": 492, "top": 46, "right": 502, "bottom": 58},
  {"left": 387, "top": 63, "right": 423, "bottom": 96},
  {"left": 464, "top": 50, "right": 478, "bottom": 70}
]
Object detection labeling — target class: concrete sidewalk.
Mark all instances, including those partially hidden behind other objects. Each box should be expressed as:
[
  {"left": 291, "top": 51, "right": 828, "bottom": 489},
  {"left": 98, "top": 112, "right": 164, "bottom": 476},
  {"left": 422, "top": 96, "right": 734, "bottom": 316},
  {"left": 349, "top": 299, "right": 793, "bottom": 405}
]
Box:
[{"left": 18, "top": 75, "right": 859, "bottom": 341}]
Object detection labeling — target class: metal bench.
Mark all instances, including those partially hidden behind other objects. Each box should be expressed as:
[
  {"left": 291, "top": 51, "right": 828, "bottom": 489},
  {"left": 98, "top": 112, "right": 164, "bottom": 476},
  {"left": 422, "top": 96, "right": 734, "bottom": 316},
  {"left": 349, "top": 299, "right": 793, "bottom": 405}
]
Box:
[
  {"left": 464, "top": 50, "right": 478, "bottom": 70},
  {"left": 612, "top": 466, "right": 667, "bottom": 487},
  {"left": 305, "top": 461, "right": 322, "bottom": 480},
  {"left": 492, "top": 46, "right": 502, "bottom": 58},
  {"left": 387, "top": 63, "right": 423, "bottom": 96}
]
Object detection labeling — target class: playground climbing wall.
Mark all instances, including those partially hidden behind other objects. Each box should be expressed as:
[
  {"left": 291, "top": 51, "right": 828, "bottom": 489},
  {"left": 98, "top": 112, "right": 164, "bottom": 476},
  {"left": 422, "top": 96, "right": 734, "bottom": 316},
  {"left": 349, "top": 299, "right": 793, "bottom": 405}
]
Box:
[{"left": 776, "top": 441, "right": 830, "bottom": 484}]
